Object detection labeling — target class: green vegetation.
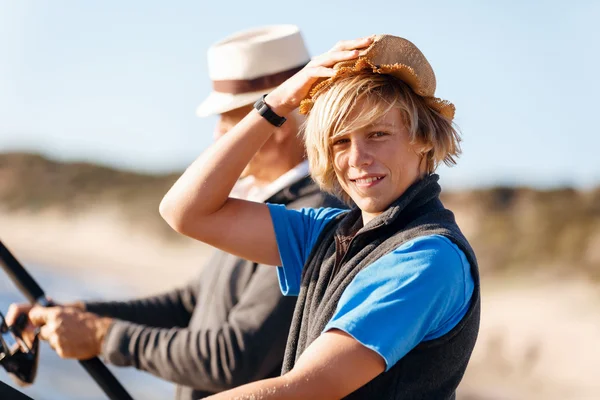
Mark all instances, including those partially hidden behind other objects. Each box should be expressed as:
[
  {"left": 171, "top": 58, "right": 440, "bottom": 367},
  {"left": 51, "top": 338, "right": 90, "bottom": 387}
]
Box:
[
  {"left": 442, "top": 187, "right": 600, "bottom": 280},
  {"left": 1, "top": 152, "right": 599, "bottom": 278},
  {"left": 0, "top": 152, "right": 181, "bottom": 239}
]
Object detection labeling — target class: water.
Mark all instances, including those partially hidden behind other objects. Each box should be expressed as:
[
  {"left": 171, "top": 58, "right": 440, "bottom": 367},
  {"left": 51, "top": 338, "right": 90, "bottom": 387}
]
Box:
[{"left": 0, "top": 264, "right": 175, "bottom": 400}]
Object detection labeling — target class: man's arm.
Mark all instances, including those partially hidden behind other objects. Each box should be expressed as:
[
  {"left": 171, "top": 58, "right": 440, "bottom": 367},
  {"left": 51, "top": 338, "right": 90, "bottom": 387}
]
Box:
[
  {"left": 84, "top": 271, "right": 202, "bottom": 328},
  {"left": 205, "top": 329, "right": 385, "bottom": 399},
  {"left": 100, "top": 263, "right": 295, "bottom": 391},
  {"left": 4, "top": 275, "right": 199, "bottom": 356}
]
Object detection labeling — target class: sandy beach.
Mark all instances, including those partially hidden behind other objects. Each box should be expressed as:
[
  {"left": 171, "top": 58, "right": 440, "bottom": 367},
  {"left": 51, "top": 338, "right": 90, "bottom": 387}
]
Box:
[
  {"left": 460, "top": 278, "right": 600, "bottom": 400},
  {"left": 0, "top": 208, "right": 210, "bottom": 295}
]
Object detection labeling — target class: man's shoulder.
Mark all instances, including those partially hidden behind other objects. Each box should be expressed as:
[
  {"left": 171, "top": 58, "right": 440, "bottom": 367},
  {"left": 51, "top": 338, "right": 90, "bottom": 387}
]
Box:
[
  {"left": 289, "top": 191, "right": 344, "bottom": 210},
  {"left": 282, "top": 176, "right": 345, "bottom": 210}
]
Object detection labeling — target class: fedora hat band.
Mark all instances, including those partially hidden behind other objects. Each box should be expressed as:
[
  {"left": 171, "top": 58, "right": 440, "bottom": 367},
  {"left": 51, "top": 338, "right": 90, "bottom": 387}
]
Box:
[{"left": 212, "top": 63, "right": 307, "bottom": 94}]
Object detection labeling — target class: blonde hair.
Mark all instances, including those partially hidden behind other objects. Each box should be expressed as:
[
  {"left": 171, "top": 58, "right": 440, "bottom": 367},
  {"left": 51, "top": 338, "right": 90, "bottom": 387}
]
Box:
[{"left": 303, "top": 73, "right": 461, "bottom": 201}]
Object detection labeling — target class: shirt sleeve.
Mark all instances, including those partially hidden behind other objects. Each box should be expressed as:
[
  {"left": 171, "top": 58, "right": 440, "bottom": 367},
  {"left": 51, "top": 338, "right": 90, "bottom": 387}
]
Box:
[
  {"left": 100, "top": 263, "right": 297, "bottom": 392},
  {"left": 85, "top": 275, "right": 200, "bottom": 328},
  {"left": 266, "top": 204, "right": 346, "bottom": 296},
  {"left": 323, "top": 235, "right": 475, "bottom": 371}
]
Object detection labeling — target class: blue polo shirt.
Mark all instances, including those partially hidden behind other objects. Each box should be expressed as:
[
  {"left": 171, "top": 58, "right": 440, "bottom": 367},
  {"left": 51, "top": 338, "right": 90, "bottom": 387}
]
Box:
[{"left": 267, "top": 204, "right": 474, "bottom": 371}]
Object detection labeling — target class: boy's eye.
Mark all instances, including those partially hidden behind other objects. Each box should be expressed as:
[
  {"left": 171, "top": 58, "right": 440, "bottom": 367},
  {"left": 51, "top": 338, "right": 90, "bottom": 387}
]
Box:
[
  {"left": 371, "top": 131, "right": 389, "bottom": 138},
  {"left": 332, "top": 138, "right": 350, "bottom": 146}
]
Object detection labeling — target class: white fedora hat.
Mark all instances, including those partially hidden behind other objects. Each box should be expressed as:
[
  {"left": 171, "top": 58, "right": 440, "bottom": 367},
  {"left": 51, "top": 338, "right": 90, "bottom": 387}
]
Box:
[{"left": 196, "top": 24, "right": 310, "bottom": 117}]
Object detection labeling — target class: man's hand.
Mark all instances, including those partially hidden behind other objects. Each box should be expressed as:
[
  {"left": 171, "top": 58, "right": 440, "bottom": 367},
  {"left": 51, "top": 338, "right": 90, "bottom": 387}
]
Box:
[
  {"left": 5, "top": 303, "right": 36, "bottom": 349},
  {"left": 5, "top": 301, "right": 87, "bottom": 350},
  {"left": 27, "top": 306, "right": 113, "bottom": 360}
]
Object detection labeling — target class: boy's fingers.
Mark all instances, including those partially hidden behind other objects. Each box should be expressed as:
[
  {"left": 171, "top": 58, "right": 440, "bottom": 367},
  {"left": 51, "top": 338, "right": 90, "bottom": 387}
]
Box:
[{"left": 330, "top": 36, "right": 374, "bottom": 52}]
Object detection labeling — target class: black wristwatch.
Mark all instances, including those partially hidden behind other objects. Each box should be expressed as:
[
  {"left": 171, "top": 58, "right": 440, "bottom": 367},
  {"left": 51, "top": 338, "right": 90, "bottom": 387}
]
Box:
[{"left": 253, "top": 94, "right": 287, "bottom": 127}]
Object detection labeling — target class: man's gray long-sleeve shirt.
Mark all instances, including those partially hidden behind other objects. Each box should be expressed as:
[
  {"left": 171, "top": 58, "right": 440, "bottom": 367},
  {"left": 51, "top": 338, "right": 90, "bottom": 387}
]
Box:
[{"left": 85, "top": 176, "right": 344, "bottom": 399}]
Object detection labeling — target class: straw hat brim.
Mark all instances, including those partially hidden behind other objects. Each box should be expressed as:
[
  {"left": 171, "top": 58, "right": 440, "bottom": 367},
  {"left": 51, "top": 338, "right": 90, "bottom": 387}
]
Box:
[
  {"left": 196, "top": 87, "right": 277, "bottom": 117},
  {"left": 299, "top": 57, "right": 456, "bottom": 120}
]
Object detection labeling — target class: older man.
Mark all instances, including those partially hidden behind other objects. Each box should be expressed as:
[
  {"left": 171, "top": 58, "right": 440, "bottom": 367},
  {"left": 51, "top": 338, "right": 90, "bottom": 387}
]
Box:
[{"left": 7, "top": 25, "right": 343, "bottom": 399}]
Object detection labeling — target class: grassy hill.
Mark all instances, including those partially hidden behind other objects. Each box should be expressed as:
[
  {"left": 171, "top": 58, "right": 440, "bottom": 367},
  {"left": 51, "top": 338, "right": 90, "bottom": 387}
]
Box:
[
  {"left": 0, "top": 152, "right": 181, "bottom": 240},
  {"left": 442, "top": 186, "right": 600, "bottom": 280},
  {"left": 1, "top": 152, "right": 598, "bottom": 279}
]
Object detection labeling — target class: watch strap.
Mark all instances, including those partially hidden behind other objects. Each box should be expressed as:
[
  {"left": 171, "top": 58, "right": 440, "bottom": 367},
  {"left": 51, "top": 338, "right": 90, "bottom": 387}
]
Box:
[{"left": 253, "top": 94, "right": 287, "bottom": 127}]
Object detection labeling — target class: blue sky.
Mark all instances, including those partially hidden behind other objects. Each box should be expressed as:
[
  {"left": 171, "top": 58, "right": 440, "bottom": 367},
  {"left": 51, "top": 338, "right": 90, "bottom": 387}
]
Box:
[{"left": 1, "top": 0, "right": 598, "bottom": 189}]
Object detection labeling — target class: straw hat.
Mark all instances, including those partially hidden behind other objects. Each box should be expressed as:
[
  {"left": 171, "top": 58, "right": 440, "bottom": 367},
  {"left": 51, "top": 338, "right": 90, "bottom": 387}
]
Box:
[
  {"left": 299, "top": 34, "right": 455, "bottom": 120},
  {"left": 196, "top": 25, "right": 310, "bottom": 117}
]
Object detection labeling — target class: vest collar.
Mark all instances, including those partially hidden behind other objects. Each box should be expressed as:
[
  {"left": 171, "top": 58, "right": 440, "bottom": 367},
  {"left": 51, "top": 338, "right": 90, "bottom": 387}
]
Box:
[{"left": 336, "top": 174, "right": 442, "bottom": 242}]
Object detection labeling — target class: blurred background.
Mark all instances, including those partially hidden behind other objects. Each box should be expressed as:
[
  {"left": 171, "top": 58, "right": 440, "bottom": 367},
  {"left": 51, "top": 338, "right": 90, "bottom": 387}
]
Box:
[{"left": 1, "top": 0, "right": 599, "bottom": 399}]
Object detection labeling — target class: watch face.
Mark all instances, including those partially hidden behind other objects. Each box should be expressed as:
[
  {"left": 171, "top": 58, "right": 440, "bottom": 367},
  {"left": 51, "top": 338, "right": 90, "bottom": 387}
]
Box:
[
  {"left": 253, "top": 94, "right": 285, "bottom": 127},
  {"left": 254, "top": 97, "right": 263, "bottom": 109}
]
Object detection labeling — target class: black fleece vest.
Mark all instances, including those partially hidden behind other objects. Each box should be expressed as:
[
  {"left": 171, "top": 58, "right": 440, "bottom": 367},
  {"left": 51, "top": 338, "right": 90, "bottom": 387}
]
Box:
[{"left": 281, "top": 174, "right": 480, "bottom": 399}]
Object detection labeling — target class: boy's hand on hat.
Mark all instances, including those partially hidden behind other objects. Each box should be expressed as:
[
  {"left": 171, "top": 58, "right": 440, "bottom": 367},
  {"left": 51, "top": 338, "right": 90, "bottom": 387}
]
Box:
[
  {"left": 329, "top": 36, "right": 375, "bottom": 54},
  {"left": 265, "top": 36, "right": 374, "bottom": 117}
]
